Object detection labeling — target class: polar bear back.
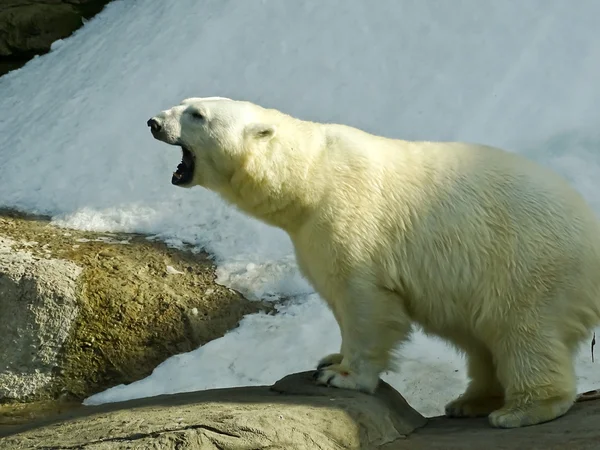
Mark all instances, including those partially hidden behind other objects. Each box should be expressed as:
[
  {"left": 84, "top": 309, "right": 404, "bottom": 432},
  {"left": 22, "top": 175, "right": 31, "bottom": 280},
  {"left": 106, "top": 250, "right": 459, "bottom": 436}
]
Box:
[{"left": 293, "top": 124, "right": 600, "bottom": 337}]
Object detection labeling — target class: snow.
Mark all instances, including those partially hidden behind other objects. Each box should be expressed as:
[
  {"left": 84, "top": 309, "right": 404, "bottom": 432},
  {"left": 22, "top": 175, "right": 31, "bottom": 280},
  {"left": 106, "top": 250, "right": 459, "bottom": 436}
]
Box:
[{"left": 1, "top": 0, "right": 600, "bottom": 417}]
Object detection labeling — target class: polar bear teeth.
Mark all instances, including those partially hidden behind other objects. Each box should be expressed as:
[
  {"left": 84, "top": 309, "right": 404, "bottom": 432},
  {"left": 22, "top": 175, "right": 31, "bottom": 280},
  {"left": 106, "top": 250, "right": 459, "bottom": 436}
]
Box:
[{"left": 172, "top": 147, "right": 194, "bottom": 185}]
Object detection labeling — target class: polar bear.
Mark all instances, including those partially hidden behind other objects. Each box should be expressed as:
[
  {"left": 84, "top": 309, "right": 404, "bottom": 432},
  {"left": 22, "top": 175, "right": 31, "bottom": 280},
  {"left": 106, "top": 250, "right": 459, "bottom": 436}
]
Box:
[{"left": 147, "top": 97, "right": 600, "bottom": 428}]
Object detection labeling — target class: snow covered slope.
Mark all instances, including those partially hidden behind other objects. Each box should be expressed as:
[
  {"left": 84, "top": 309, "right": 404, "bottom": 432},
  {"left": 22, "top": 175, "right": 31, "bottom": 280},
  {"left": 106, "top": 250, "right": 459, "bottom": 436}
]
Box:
[{"left": 1, "top": 0, "right": 599, "bottom": 417}]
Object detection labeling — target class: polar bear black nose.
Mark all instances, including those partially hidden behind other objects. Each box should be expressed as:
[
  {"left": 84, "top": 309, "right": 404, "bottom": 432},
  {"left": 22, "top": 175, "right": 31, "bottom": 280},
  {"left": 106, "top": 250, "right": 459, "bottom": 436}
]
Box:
[{"left": 147, "top": 118, "right": 161, "bottom": 132}]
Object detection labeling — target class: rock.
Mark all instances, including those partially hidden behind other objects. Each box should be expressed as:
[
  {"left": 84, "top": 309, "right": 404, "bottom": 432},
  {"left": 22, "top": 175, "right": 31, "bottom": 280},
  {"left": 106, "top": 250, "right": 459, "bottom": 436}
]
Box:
[
  {"left": 0, "top": 210, "right": 271, "bottom": 409},
  {"left": 0, "top": 237, "right": 82, "bottom": 402},
  {"left": 0, "top": 372, "right": 428, "bottom": 449},
  {"left": 1, "top": 373, "right": 599, "bottom": 450},
  {"left": 385, "top": 394, "right": 600, "bottom": 450},
  {"left": 0, "top": 0, "right": 113, "bottom": 77}
]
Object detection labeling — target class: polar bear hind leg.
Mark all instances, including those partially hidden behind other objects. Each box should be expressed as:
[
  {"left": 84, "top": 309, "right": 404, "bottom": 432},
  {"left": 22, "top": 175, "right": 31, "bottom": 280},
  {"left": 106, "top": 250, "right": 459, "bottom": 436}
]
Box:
[
  {"left": 445, "top": 341, "right": 504, "bottom": 418},
  {"left": 487, "top": 321, "right": 577, "bottom": 428}
]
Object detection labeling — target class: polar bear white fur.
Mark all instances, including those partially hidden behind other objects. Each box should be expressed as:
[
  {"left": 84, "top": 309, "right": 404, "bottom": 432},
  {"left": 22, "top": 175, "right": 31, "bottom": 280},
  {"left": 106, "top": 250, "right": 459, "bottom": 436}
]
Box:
[{"left": 148, "top": 97, "right": 600, "bottom": 428}]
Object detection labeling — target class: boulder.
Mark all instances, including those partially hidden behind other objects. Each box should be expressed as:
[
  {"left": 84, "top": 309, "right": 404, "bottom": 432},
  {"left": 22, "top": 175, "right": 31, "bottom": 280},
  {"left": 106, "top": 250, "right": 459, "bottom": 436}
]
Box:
[
  {"left": 0, "top": 236, "right": 82, "bottom": 402},
  {"left": 0, "top": 210, "right": 270, "bottom": 411},
  {"left": 0, "top": 0, "right": 113, "bottom": 77},
  {"left": 387, "top": 391, "right": 600, "bottom": 450},
  {"left": 1, "top": 372, "right": 599, "bottom": 450},
  {"left": 0, "top": 372, "right": 428, "bottom": 449}
]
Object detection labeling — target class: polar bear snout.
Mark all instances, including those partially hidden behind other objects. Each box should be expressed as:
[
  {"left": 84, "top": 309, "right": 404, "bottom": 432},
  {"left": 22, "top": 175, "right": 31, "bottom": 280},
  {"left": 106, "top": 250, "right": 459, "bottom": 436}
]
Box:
[
  {"left": 147, "top": 114, "right": 183, "bottom": 148},
  {"left": 147, "top": 117, "right": 161, "bottom": 133},
  {"left": 147, "top": 113, "right": 184, "bottom": 146},
  {"left": 147, "top": 116, "right": 171, "bottom": 143}
]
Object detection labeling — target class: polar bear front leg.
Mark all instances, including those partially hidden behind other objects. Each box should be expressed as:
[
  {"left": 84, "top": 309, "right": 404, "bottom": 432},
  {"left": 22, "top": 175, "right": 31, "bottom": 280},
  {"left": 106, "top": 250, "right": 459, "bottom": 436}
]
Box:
[
  {"left": 313, "top": 285, "right": 411, "bottom": 393},
  {"left": 316, "top": 303, "right": 346, "bottom": 371}
]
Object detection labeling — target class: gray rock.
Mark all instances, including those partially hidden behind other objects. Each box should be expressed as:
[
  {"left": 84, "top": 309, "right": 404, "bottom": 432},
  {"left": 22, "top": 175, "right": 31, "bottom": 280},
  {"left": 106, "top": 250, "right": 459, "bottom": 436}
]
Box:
[
  {"left": 2, "top": 373, "right": 600, "bottom": 449},
  {"left": 0, "top": 237, "right": 82, "bottom": 401},
  {"left": 0, "top": 371, "right": 428, "bottom": 449}
]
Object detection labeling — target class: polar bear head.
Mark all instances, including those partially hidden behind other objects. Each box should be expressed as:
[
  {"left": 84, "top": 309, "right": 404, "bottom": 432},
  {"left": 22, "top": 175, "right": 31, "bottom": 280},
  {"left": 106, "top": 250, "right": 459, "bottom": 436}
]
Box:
[{"left": 147, "top": 97, "right": 277, "bottom": 190}]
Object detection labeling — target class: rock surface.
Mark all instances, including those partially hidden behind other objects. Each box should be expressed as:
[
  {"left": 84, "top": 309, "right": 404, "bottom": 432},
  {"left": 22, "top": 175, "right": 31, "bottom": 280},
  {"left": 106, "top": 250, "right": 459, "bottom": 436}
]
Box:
[
  {"left": 0, "top": 210, "right": 270, "bottom": 410},
  {"left": 0, "top": 0, "right": 113, "bottom": 77},
  {"left": 1, "top": 372, "right": 599, "bottom": 450},
  {"left": 387, "top": 393, "right": 600, "bottom": 450},
  {"left": 0, "top": 372, "right": 428, "bottom": 450},
  {"left": 0, "top": 237, "right": 82, "bottom": 402}
]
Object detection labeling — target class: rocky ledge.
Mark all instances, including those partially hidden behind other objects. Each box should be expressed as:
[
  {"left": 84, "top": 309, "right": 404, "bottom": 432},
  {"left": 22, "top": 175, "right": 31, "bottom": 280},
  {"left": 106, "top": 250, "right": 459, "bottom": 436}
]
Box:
[
  {"left": 0, "top": 209, "right": 271, "bottom": 419},
  {"left": 1, "top": 372, "right": 599, "bottom": 450}
]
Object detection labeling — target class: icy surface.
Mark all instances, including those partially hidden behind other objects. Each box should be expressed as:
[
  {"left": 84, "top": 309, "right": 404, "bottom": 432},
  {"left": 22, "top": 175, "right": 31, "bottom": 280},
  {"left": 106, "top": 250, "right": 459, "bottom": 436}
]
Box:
[{"left": 1, "top": 0, "right": 599, "bottom": 417}]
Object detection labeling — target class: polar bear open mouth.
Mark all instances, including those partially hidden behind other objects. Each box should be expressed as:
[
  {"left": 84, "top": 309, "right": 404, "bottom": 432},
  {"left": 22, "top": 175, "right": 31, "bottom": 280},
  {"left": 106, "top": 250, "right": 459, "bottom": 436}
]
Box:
[{"left": 172, "top": 147, "right": 195, "bottom": 185}]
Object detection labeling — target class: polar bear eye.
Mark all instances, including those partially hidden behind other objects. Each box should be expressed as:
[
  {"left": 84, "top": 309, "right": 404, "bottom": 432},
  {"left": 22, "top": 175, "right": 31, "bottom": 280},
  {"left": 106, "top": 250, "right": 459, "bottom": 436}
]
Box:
[{"left": 190, "top": 110, "right": 205, "bottom": 120}]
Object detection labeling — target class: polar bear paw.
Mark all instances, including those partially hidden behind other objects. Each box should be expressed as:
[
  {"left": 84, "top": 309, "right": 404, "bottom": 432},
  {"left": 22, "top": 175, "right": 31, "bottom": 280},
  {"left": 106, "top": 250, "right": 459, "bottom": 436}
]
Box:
[
  {"left": 312, "top": 361, "right": 379, "bottom": 393},
  {"left": 445, "top": 394, "right": 504, "bottom": 418},
  {"left": 487, "top": 395, "right": 574, "bottom": 428}
]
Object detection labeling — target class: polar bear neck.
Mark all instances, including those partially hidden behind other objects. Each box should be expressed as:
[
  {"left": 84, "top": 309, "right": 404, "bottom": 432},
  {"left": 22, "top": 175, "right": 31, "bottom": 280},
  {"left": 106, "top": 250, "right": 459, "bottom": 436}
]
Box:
[{"left": 223, "top": 118, "right": 326, "bottom": 232}]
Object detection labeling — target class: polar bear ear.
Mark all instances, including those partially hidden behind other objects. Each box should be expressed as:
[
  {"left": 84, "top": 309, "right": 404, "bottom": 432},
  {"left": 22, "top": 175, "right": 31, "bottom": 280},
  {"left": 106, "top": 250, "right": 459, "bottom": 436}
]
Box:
[{"left": 245, "top": 123, "right": 276, "bottom": 140}]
